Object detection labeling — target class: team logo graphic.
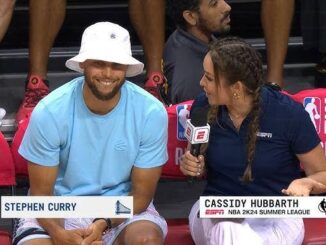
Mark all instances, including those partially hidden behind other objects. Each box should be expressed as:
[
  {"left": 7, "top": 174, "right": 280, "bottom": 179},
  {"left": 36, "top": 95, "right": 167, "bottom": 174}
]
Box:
[
  {"left": 303, "top": 97, "right": 321, "bottom": 133},
  {"left": 176, "top": 104, "right": 191, "bottom": 140},
  {"left": 318, "top": 198, "right": 326, "bottom": 215},
  {"left": 115, "top": 200, "right": 131, "bottom": 215}
]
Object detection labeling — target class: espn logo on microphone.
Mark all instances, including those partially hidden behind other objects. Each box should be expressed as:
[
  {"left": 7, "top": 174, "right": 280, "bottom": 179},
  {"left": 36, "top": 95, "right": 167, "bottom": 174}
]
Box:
[{"left": 185, "top": 119, "right": 210, "bottom": 144}]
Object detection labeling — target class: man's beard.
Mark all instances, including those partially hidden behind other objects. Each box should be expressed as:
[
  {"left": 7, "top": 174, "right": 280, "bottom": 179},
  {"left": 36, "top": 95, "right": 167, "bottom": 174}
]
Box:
[
  {"left": 219, "top": 12, "right": 231, "bottom": 34},
  {"left": 85, "top": 78, "right": 125, "bottom": 101},
  {"left": 198, "top": 12, "right": 231, "bottom": 36}
]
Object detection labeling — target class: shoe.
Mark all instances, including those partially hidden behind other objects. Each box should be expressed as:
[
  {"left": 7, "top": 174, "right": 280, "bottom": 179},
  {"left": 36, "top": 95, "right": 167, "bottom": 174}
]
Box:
[
  {"left": 144, "top": 71, "right": 170, "bottom": 105},
  {"left": 16, "top": 75, "right": 49, "bottom": 123}
]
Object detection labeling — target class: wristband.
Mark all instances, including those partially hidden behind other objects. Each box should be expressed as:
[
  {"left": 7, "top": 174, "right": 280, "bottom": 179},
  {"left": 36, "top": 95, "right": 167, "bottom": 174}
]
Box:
[{"left": 93, "top": 218, "right": 112, "bottom": 234}]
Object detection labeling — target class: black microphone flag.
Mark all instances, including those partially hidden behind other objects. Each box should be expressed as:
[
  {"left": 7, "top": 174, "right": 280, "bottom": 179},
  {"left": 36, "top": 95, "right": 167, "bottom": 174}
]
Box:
[{"left": 185, "top": 107, "right": 210, "bottom": 157}]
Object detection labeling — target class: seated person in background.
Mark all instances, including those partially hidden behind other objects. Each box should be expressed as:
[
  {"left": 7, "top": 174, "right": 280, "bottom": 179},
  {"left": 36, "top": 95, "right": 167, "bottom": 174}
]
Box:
[
  {"left": 13, "top": 22, "right": 168, "bottom": 245},
  {"left": 180, "top": 36, "right": 326, "bottom": 245},
  {"left": 164, "top": 0, "right": 295, "bottom": 104},
  {"left": 164, "top": 0, "right": 231, "bottom": 104}
]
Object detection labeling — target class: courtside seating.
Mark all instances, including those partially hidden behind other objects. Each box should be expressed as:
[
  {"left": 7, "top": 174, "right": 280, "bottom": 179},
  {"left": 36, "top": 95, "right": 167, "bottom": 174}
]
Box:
[
  {"left": 11, "top": 119, "right": 29, "bottom": 179},
  {"left": 290, "top": 89, "right": 326, "bottom": 245},
  {"left": 0, "top": 131, "right": 15, "bottom": 245},
  {"left": 290, "top": 89, "right": 326, "bottom": 151},
  {"left": 165, "top": 219, "right": 194, "bottom": 245},
  {"left": 0, "top": 231, "right": 11, "bottom": 245},
  {"left": 303, "top": 218, "right": 326, "bottom": 245},
  {"left": 9, "top": 92, "right": 326, "bottom": 245},
  {"left": 163, "top": 101, "right": 192, "bottom": 179},
  {"left": 0, "top": 132, "right": 15, "bottom": 187}
]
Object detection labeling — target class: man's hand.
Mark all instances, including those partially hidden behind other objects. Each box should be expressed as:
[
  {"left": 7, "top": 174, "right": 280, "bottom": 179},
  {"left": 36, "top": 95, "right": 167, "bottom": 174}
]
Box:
[
  {"left": 282, "top": 177, "right": 326, "bottom": 196},
  {"left": 52, "top": 228, "right": 90, "bottom": 245},
  {"left": 81, "top": 222, "right": 105, "bottom": 245}
]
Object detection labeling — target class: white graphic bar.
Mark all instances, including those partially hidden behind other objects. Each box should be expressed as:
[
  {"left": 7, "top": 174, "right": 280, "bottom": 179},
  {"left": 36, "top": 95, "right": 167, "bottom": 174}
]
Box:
[
  {"left": 200, "top": 196, "right": 326, "bottom": 218},
  {"left": 1, "top": 196, "right": 133, "bottom": 218}
]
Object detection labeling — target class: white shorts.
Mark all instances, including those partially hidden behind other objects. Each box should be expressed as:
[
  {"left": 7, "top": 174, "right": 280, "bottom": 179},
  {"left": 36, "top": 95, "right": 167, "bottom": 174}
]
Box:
[
  {"left": 189, "top": 200, "right": 304, "bottom": 245},
  {"left": 13, "top": 202, "right": 167, "bottom": 245}
]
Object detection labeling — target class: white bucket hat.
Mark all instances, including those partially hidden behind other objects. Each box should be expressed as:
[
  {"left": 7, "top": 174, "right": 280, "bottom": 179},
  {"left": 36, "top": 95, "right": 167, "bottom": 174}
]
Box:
[{"left": 65, "top": 22, "right": 144, "bottom": 77}]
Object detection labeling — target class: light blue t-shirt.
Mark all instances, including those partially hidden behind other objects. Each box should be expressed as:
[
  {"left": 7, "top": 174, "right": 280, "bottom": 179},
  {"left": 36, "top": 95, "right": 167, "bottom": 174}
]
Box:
[{"left": 19, "top": 77, "right": 168, "bottom": 196}]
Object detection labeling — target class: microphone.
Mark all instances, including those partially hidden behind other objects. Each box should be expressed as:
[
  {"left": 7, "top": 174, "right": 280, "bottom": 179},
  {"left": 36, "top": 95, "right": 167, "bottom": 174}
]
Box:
[{"left": 184, "top": 107, "right": 210, "bottom": 182}]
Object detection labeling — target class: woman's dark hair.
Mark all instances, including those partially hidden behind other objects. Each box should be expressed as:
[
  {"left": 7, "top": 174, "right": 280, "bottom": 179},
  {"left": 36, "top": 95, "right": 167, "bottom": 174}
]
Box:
[
  {"left": 207, "top": 36, "right": 264, "bottom": 182},
  {"left": 167, "top": 0, "right": 200, "bottom": 30}
]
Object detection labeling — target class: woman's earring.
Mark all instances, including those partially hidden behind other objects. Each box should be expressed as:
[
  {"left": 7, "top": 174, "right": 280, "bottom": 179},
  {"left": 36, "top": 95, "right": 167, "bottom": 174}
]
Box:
[{"left": 233, "top": 93, "right": 239, "bottom": 100}]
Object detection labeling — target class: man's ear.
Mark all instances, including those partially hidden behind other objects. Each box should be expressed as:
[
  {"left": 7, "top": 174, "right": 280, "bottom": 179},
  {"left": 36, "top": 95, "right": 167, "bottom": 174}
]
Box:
[
  {"left": 79, "top": 62, "right": 85, "bottom": 69},
  {"left": 182, "top": 10, "right": 198, "bottom": 26}
]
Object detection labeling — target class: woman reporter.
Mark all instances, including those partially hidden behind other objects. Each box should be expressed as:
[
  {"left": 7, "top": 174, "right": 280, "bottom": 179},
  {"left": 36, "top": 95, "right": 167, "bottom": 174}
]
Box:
[{"left": 180, "top": 37, "right": 326, "bottom": 245}]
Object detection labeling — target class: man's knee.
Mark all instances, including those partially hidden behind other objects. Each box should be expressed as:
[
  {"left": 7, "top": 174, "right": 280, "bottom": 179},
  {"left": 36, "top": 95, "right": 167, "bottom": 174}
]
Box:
[
  {"left": 115, "top": 221, "right": 163, "bottom": 245},
  {"left": 131, "top": 231, "right": 163, "bottom": 245}
]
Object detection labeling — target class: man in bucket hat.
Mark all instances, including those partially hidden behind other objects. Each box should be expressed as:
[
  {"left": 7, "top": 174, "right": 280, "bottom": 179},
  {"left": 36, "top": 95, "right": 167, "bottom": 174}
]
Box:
[{"left": 13, "top": 22, "right": 168, "bottom": 245}]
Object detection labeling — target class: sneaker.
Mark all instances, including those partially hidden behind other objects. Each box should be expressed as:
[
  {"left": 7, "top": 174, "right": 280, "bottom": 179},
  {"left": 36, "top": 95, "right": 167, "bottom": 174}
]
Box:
[
  {"left": 16, "top": 75, "right": 49, "bottom": 123},
  {"left": 144, "top": 71, "right": 169, "bottom": 105}
]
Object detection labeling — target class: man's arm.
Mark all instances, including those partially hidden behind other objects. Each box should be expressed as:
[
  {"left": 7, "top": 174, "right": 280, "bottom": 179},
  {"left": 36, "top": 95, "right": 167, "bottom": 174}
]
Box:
[
  {"left": 28, "top": 162, "right": 87, "bottom": 244},
  {"left": 130, "top": 166, "right": 162, "bottom": 213},
  {"left": 28, "top": 162, "right": 63, "bottom": 235},
  {"left": 107, "top": 166, "right": 162, "bottom": 228}
]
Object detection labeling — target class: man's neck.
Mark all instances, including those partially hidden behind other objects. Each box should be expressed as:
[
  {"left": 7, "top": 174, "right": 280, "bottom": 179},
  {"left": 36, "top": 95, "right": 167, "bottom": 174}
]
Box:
[
  {"left": 83, "top": 90, "right": 121, "bottom": 115},
  {"left": 186, "top": 26, "right": 211, "bottom": 44}
]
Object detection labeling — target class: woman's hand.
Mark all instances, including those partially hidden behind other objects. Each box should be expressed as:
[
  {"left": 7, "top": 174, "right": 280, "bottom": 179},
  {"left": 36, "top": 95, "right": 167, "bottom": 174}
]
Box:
[
  {"left": 180, "top": 150, "right": 205, "bottom": 177},
  {"left": 282, "top": 177, "right": 326, "bottom": 196}
]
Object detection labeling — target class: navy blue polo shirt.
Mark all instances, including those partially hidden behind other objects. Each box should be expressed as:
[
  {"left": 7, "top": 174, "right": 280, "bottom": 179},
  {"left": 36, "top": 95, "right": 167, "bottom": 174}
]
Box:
[
  {"left": 192, "top": 86, "right": 320, "bottom": 196},
  {"left": 164, "top": 28, "right": 210, "bottom": 104}
]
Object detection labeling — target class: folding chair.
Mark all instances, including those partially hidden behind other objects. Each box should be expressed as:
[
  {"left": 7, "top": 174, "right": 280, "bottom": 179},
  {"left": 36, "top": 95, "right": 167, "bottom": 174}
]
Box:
[
  {"left": 11, "top": 118, "right": 29, "bottom": 189},
  {"left": 290, "top": 89, "right": 326, "bottom": 245},
  {"left": 0, "top": 131, "right": 15, "bottom": 189},
  {"left": 0, "top": 230, "right": 12, "bottom": 245}
]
